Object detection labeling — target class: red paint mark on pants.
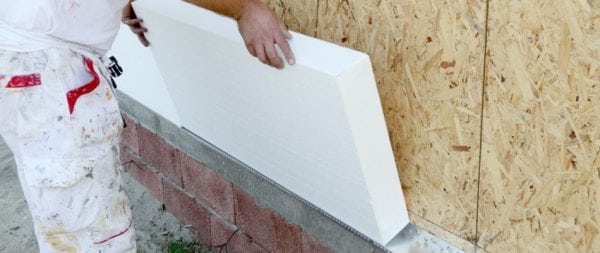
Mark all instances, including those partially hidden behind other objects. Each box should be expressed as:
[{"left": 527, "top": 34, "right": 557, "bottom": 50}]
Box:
[
  {"left": 93, "top": 219, "right": 133, "bottom": 245},
  {"left": 66, "top": 58, "right": 100, "bottom": 114},
  {"left": 5, "top": 73, "right": 42, "bottom": 88}
]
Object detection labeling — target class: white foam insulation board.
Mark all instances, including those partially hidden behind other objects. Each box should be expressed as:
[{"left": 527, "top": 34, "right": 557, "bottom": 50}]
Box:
[
  {"left": 110, "top": 24, "right": 181, "bottom": 125},
  {"left": 133, "top": 0, "right": 409, "bottom": 245}
]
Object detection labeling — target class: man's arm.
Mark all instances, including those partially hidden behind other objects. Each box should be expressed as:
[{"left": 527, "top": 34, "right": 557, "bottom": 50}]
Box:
[{"left": 122, "top": 0, "right": 295, "bottom": 69}]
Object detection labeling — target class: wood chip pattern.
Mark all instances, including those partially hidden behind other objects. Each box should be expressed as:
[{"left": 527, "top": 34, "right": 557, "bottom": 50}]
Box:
[
  {"left": 479, "top": 0, "right": 600, "bottom": 251},
  {"left": 266, "top": 0, "right": 599, "bottom": 251},
  {"left": 266, "top": 0, "right": 487, "bottom": 240}
]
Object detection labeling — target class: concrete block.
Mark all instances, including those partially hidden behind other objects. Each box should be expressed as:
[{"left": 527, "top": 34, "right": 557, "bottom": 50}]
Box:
[
  {"left": 138, "top": 125, "right": 182, "bottom": 186},
  {"left": 122, "top": 150, "right": 163, "bottom": 202},
  {"left": 210, "top": 215, "right": 237, "bottom": 248},
  {"left": 162, "top": 180, "right": 211, "bottom": 245},
  {"left": 302, "top": 233, "right": 335, "bottom": 253},
  {"left": 239, "top": 171, "right": 308, "bottom": 226},
  {"left": 181, "top": 154, "right": 235, "bottom": 223},
  {"left": 233, "top": 186, "right": 277, "bottom": 251},
  {"left": 120, "top": 115, "right": 140, "bottom": 154},
  {"left": 297, "top": 206, "right": 384, "bottom": 253},
  {"left": 228, "top": 231, "right": 268, "bottom": 253},
  {"left": 119, "top": 94, "right": 161, "bottom": 133},
  {"left": 119, "top": 146, "right": 135, "bottom": 165},
  {"left": 273, "top": 215, "right": 303, "bottom": 253}
]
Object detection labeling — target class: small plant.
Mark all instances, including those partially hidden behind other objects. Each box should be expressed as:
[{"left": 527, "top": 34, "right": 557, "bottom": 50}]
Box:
[{"left": 163, "top": 238, "right": 211, "bottom": 253}]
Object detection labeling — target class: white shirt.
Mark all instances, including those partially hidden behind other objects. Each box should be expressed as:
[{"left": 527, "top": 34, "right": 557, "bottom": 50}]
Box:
[{"left": 0, "top": 0, "right": 128, "bottom": 55}]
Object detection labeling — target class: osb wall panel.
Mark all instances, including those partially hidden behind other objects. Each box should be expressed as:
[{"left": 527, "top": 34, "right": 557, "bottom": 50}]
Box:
[
  {"left": 266, "top": 0, "right": 487, "bottom": 239},
  {"left": 479, "top": 0, "right": 600, "bottom": 252},
  {"left": 265, "top": 0, "right": 319, "bottom": 36}
]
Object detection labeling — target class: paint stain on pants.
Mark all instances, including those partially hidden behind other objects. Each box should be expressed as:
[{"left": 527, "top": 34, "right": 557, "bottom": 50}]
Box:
[{"left": 0, "top": 48, "right": 136, "bottom": 253}]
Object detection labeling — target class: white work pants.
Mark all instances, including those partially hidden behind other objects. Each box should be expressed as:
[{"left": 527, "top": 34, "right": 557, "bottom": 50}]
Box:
[{"left": 0, "top": 48, "right": 136, "bottom": 252}]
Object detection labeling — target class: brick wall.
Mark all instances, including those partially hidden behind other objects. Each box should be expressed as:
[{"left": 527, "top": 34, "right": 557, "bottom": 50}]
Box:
[{"left": 119, "top": 114, "right": 334, "bottom": 253}]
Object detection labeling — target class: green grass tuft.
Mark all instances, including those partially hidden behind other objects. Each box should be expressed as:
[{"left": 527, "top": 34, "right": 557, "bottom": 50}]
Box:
[{"left": 163, "top": 238, "right": 211, "bottom": 253}]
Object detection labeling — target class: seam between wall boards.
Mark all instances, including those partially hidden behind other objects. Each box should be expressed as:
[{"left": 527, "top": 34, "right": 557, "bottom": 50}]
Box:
[{"left": 475, "top": 0, "right": 491, "bottom": 247}]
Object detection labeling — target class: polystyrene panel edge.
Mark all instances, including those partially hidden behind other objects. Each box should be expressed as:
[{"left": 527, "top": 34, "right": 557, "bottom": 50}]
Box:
[{"left": 337, "top": 57, "right": 409, "bottom": 244}]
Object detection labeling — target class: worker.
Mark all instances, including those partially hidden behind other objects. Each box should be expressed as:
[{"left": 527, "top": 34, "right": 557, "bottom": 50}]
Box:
[{"left": 0, "top": 0, "right": 294, "bottom": 252}]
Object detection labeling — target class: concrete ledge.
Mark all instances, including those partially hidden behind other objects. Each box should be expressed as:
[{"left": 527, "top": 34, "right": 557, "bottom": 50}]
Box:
[{"left": 117, "top": 91, "right": 386, "bottom": 252}]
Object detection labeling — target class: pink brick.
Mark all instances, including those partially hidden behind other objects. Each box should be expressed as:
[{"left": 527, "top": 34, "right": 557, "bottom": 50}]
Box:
[
  {"left": 138, "top": 126, "right": 182, "bottom": 186},
  {"left": 302, "top": 233, "right": 334, "bottom": 253},
  {"left": 210, "top": 215, "right": 237, "bottom": 247},
  {"left": 228, "top": 232, "right": 268, "bottom": 253},
  {"left": 273, "top": 215, "right": 303, "bottom": 253},
  {"left": 122, "top": 150, "right": 163, "bottom": 201},
  {"left": 181, "top": 154, "right": 235, "bottom": 223},
  {"left": 234, "top": 186, "right": 304, "bottom": 252},
  {"left": 120, "top": 115, "right": 139, "bottom": 154},
  {"left": 119, "top": 145, "right": 135, "bottom": 165},
  {"left": 163, "top": 180, "right": 211, "bottom": 245},
  {"left": 233, "top": 186, "right": 277, "bottom": 251},
  {"left": 210, "top": 217, "right": 266, "bottom": 253}
]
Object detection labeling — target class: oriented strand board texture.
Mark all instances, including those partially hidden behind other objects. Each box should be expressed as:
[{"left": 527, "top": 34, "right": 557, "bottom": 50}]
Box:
[
  {"left": 265, "top": 0, "right": 318, "bottom": 36},
  {"left": 479, "top": 0, "right": 600, "bottom": 252},
  {"left": 266, "top": 0, "right": 487, "bottom": 239}
]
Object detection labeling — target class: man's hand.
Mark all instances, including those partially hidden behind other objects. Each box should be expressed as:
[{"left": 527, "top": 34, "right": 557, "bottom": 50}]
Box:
[
  {"left": 122, "top": 0, "right": 150, "bottom": 47},
  {"left": 237, "top": 1, "right": 295, "bottom": 69},
  {"left": 185, "top": 0, "right": 295, "bottom": 69},
  {"left": 124, "top": 0, "right": 295, "bottom": 68}
]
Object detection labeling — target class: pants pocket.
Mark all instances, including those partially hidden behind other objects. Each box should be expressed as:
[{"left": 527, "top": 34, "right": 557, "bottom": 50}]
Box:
[
  {"left": 66, "top": 57, "right": 123, "bottom": 150},
  {"left": 12, "top": 53, "right": 123, "bottom": 187}
]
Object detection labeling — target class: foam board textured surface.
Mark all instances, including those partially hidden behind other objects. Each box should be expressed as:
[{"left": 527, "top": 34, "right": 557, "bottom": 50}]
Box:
[
  {"left": 133, "top": 0, "right": 408, "bottom": 245},
  {"left": 109, "top": 25, "right": 180, "bottom": 125}
]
